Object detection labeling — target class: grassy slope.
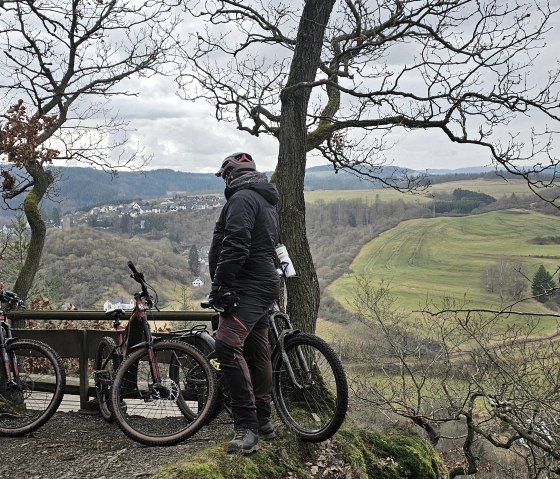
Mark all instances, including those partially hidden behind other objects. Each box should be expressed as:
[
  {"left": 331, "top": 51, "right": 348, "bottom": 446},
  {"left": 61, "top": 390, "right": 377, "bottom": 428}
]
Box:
[
  {"left": 305, "top": 178, "right": 534, "bottom": 204},
  {"left": 327, "top": 209, "right": 560, "bottom": 334}
]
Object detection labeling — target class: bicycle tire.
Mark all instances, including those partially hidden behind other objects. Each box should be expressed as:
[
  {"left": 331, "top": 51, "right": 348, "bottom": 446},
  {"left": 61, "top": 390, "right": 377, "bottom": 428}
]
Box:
[
  {"left": 175, "top": 333, "right": 225, "bottom": 423},
  {"left": 94, "top": 336, "right": 119, "bottom": 422},
  {"left": 111, "top": 340, "right": 217, "bottom": 446},
  {"left": 272, "top": 333, "right": 348, "bottom": 442},
  {"left": 0, "top": 339, "right": 66, "bottom": 437}
]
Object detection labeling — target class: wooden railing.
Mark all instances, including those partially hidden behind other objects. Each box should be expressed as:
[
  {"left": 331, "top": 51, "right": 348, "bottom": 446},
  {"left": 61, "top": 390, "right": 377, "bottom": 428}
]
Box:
[{"left": 11, "top": 310, "right": 215, "bottom": 410}]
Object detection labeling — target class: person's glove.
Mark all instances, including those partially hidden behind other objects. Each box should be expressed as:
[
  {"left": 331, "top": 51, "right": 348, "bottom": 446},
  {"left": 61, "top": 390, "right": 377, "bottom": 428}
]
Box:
[{"left": 207, "top": 285, "right": 238, "bottom": 313}]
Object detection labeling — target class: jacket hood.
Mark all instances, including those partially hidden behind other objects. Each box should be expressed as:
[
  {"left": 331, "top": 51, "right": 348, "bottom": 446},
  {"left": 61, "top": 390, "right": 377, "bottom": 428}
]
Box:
[{"left": 225, "top": 171, "right": 278, "bottom": 206}]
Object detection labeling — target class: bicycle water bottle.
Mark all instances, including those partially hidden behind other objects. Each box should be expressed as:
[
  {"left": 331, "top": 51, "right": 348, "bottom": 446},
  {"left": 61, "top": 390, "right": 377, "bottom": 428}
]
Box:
[{"left": 275, "top": 244, "right": 297, "bottom": 277}]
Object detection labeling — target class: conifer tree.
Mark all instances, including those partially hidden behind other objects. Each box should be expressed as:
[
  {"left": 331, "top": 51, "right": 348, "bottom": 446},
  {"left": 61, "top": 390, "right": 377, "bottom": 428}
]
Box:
[
  {"left": 188, "top": 245, "right": 199, "bottom": 276},
  {"left": 532, "top": 265, "right": 555, "bottom": 302}
]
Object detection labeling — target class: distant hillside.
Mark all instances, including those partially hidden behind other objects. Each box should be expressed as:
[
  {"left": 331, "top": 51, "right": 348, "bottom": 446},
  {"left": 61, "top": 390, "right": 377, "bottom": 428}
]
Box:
[
  {"left": 303, "top": 164, "right": 511, "bottom": 190},
  {"left": 422, "top": 166, "right": 497, "bottom": 175},
  {"left": 0, "top": 163, "right": 506, "bottom": 216},
  {"left": 55, "top": 167, "right": 224, "bottom": 212},
  {"left": 56, "top": 165, "right": 509, "bottom": 210},
  {"left": 303, "top": 164, "right": 413, "bottom": 190}
]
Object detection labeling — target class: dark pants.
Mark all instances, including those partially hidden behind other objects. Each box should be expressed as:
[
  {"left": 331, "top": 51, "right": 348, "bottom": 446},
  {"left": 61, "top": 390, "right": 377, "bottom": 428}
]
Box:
[{"left": 215, "top": 295, "right": 273, "bottom": 430}]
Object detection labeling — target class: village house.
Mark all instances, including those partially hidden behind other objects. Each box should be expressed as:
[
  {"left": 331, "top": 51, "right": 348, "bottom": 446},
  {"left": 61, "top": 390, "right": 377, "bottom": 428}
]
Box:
[
  {"left": 192, "top": 278, "right": 204, "bottom": 287},
  {"left": 103, "top": 298, "right": 135, "bottom": 312}
]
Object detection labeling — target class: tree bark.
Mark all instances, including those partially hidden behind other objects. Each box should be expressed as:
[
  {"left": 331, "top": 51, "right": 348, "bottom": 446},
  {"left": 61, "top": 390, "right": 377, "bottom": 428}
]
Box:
[
  {"left": 13, "top": 163, "right": 53, "bottom": 304},
  {"left": 276, "top": 0, "right": 336, "bottom": 333}
]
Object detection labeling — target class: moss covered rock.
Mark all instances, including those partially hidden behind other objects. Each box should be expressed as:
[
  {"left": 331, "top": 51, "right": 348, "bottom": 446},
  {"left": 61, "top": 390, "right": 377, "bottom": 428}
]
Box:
[
  {"left": 153, "top": 427, "right": 316, "bottom": 479},
  {"left": 336, "top": 429, "right": 447, "bottom": 479},
  {"left": 152, "top": 426, "right": 446, "bottom": 479}
]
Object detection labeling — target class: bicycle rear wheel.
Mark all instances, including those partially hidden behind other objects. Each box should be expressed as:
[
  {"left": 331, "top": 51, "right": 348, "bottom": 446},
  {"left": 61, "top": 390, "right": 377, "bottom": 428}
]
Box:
[
  {"left": 111, "top": 340, "right": 217, "bottom": 446},
  {"left": 272, "top": 333, "right": 348, "bottom": 442},
  {"left": 94, "top": 336, "right": 119, "bottom": 422},
  {"left": 0, "top": 339, "right": 66, "bottom": 437}
]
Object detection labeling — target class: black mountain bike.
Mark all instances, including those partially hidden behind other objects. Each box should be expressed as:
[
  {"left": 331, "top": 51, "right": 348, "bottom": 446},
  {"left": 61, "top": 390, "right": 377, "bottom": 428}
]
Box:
[
  {"left": 94, "top": 262, "right": 218, "bottom": 446},
  {"left": 177, "top": 300, "right": 348, "bottom": 442},
  {"left": 0, "top": 290, "right": 66, "bottom": 437}
]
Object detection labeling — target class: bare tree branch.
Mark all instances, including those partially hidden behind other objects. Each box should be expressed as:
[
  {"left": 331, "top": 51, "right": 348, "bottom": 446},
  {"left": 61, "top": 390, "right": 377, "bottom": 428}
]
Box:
[
  {"left": 177, "top": 0, "right": 560, "bottom": 195},
  {"left": 350, "top": 278, "right": 560, "bottom": 477}
]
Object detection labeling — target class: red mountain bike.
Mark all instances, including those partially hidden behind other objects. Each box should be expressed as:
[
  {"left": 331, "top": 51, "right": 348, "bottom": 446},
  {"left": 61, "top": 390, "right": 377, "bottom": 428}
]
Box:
[{"left": 94, "top": 261, "right": 217, "bottom": 446}]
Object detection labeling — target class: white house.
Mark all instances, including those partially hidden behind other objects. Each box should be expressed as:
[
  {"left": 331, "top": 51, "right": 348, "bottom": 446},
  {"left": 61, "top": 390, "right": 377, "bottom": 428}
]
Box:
[
  {"left": 103, "top": 298, "right": 135, "bottom": 312},
  {"left": 192, "top": 278, "right": 204, "bottom": 287}
]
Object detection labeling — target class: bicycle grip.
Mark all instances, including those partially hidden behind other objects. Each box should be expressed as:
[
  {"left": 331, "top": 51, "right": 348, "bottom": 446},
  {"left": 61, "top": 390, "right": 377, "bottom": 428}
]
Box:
[
  {"left": 200, "top": 301, "right": 224, "bottom": 313},
  {"left": 127, "top": 260, "right": 139, "bottom": 275}
]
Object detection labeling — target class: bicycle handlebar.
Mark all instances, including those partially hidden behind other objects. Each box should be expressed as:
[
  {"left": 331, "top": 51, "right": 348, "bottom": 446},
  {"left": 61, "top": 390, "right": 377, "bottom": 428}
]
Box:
[
  {"left": 200, "top": 300, "right": 224, "bottom": 313},
  {"left": 127, "top": 260, "right": 149, "bottom": 294},
  {"left": 0, "top": 290, "right": 26, "bottom": 310},
  {"left": 127, "top": 260, "right": 139, "bottom": 276}
]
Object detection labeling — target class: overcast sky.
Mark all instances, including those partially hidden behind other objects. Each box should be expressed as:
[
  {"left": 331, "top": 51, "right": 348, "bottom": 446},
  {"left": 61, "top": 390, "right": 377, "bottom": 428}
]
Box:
[
  {"left": 111, "top": 80, "right": 282, "bottom": 175},
  {"left": 112, "top": 77, "right": 494, "bottom": 175},
  {"left": 101, "top": 0, "right": 560, "bottom": 176}
]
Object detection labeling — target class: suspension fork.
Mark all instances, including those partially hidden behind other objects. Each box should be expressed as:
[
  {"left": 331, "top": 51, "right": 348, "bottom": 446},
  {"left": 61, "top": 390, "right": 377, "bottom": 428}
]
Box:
[
  {"left": 277, "top": 330, "right": 310, "bottom": 390},
  {"left": 0, "top": 319, "right": 18, "bottom": 385},
  {"left": 271, "top": 310, "right": 311, "bottom": 390},
  {"left": 140, "top": 312, "right": 162, "bottom": 385}
]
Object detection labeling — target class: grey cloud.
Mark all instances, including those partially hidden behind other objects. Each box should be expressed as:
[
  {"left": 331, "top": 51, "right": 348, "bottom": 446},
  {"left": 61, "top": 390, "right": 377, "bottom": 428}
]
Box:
[{"left": 128, "top": 115, "right": 279, "bottom": 173}]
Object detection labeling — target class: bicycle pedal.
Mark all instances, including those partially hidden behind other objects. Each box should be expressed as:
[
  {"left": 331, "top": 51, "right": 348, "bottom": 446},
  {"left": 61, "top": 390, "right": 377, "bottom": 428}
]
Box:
[{"left": 209, "top": 358, "right": 221, "bottom": 371}]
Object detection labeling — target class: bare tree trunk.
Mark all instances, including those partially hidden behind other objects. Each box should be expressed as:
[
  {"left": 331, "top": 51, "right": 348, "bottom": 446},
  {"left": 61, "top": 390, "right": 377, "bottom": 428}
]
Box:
[
  {"left": 13, "top": 164, "right": 53, "bottom": 304},
  {"left": 276, "top": 0, "right": 336, "bottom": 333}
]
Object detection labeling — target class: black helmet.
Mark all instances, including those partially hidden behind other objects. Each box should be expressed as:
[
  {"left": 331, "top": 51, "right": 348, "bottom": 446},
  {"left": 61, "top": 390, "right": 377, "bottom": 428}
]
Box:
[{"left": 215, "top": 152, "right": 256, "bottom": 180}]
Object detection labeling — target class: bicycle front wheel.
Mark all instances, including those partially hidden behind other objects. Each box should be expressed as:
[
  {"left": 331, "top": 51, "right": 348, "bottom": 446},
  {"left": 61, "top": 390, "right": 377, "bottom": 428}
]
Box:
[
  {"left": 94, "top": 336, "right": 119, "bottom": 422},
  {"left": 111, "top": 340, "right": 217, "bottom": 446},
  {"left": 272, "top": 333, "right": 348, "bottom": 442},
  {"left": 0, "top": 339, "right": 66, "bottom": 437}
]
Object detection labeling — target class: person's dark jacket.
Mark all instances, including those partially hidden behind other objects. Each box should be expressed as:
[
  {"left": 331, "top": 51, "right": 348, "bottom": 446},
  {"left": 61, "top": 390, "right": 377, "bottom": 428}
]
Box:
[{"left": 209, "top": 172, "right": 279, "bottom": 301}]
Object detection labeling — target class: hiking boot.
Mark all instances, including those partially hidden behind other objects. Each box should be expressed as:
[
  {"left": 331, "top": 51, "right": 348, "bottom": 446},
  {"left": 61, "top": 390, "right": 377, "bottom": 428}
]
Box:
[
  {"left": 228, "top": 428, "right": 260, "bottom": 454},
  {"left": 258, "top": 420, "right": 277, "bottom": 440}
]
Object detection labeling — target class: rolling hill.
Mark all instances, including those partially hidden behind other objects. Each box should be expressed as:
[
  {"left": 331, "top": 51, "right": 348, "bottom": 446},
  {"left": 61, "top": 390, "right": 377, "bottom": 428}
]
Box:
[{"left": 328, "top": 209, "right": 560, "bottom": 334}]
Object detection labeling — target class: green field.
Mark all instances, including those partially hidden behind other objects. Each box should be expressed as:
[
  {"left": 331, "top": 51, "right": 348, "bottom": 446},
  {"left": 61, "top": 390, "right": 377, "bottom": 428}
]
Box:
[
  {"left": 305, "top": 178, "right": 537, "bottom": 204},
  {"left": 327, "top": 209, "right": 560, "bottom": 334}
]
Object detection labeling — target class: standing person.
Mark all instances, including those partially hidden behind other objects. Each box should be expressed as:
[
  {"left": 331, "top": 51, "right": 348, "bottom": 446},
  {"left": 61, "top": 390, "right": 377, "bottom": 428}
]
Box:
[{"left": 207, "top": 152, "right": 280, "bottom": 454}]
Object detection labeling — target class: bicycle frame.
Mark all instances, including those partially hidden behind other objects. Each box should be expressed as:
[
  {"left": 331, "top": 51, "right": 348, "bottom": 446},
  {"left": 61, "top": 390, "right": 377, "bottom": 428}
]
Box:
[
  {"left": 268, "top": 305, "right": 311, "bottom": 391},
  {"left": 128, "top": 292, "right": 163, "bottom": 384},
  {"left": 0, "top": 292, "right": 27, "bottom": 392},
  {"left": 0, "top": 291, "right": 67, "bottom": 437},
  {"left": 102, "top": 294, "right": 161, "bottom": 376}
]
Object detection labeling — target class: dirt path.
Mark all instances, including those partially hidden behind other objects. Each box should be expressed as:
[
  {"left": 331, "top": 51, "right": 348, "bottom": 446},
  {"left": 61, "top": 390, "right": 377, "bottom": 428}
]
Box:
[{"left": 0, "top": 409, "right": 233, "bottom": 479}]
